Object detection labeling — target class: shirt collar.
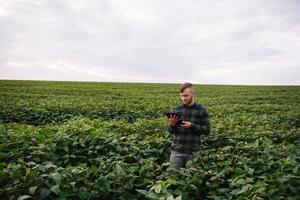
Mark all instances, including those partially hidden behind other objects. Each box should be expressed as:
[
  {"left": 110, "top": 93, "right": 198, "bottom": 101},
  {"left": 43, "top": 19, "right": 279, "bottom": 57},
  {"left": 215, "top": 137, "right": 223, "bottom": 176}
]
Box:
[{"left": 183, "top": 102, "right": 197, "bottom": 108}]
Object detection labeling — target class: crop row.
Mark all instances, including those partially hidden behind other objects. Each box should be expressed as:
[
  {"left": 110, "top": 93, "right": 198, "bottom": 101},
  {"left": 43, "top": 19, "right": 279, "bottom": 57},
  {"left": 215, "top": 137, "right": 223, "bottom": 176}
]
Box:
[
  {"left": 0, "top": 80, "right": 299, "bottom": 199},
  {"left": 1, "top": 117, "right": 299, "bottom": 199}
]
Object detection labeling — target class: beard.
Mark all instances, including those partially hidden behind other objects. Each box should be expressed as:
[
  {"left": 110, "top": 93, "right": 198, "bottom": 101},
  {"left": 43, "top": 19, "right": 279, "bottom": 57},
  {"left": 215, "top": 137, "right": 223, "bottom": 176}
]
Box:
[{"left": 183, "top": 98, "right": 192, "bottom": 105}]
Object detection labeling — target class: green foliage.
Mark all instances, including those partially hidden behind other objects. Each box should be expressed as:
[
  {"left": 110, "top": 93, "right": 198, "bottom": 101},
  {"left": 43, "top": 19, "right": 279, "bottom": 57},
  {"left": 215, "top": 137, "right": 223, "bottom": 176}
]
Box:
[{"left": 0, "top": 80, "right": 299, "bottom": 199}]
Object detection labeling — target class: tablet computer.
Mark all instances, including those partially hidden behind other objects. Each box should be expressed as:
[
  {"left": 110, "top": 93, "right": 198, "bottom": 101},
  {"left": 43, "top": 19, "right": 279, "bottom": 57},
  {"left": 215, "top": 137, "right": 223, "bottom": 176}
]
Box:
[
  {"left": 164, "top": 112, "right": 184, "bottom": 125},
  {"left": 164, "top": 112, "right": 180, "bottom": 118}
]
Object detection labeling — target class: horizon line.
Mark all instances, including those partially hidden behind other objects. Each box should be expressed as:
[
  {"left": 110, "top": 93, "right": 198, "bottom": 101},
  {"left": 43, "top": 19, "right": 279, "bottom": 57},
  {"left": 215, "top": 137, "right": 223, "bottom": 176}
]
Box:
[{"left": 1, "top": 78, "right": 299, "bottom": 86}]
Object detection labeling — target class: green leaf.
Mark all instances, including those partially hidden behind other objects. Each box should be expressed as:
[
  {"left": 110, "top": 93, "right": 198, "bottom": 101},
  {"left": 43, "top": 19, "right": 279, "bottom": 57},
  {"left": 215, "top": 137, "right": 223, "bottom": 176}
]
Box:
[
  {"left": 79, "top": 191, "right": 93, "bottom": 199},
  {"left": 278, "top": 177, "right": 289, "bottom": 183},
  {"left": 50, "top": 172, "right": 61, "bottom": 183},
  {"left": 63, "top": 146, "right": 69, "bottom": 153},
  {"left": 17, "top": 195, "right": 32, "bottom": 200},
  {"left": 40, "top": 188, "right": 51, "bottom": 199},
  {"left": 44, "top": 162, "right": 56, "bottom": 169},
  {"left": 255, "top": 187, "right": 266, "bottom": 193},
  {"left": 50, "top": 185, "right": 61, "bottom": 195},
  {"left": 175, "top": 195, "right": 182, "bottom": 200},
  {"left": 25, "top": 168, "right": 31, "bottom": 177},
  {"left": 235, "top": 184, "right": 253, "bottom": 195},
  {"left": 116, "top": 164, "right": 126, "bottom": 176},
  {"left": 210, "top": 170, "right": 225, "bottom": 180},
  {"left": 70, "top": 182, "right": 76, "bottom": 187},
  {"left": 101, "top": 180, "right": 110, "bottom": 193},
  {"left": 150, "top": 184, "right": 162, "bottom": 193},
  {"left": 293, "top": 166, "right": 298, "bottom": 174},
  {"left": 234, "top": 167, "right": 244, "bottom": 175},
  {"left": 146, "top": 191, "right": 158, "bottom": 199},
  {"left": 248, "top": 168, "right": 254, "bottom": 175},
  {"left": 136, "top": 189, "right": 147, "bottom": 195},
  {"left": 38, "top": 165, "right": 46, "bottom": 172},
  {"left": 29, "top": 186, "right": 38, "bottom": 195},
  {"left": 236, "top": 178, "right": 246, "bottom": 185},
  {"left": 167, "top": 195, "right": 175, "bottom": 200}
]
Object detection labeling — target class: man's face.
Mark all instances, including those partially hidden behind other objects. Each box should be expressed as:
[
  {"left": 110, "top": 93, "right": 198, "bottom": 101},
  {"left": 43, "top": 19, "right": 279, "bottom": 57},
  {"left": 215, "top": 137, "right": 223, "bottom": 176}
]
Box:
[{"left": 180, "top": 87, "right": 195, "bottom": 106}]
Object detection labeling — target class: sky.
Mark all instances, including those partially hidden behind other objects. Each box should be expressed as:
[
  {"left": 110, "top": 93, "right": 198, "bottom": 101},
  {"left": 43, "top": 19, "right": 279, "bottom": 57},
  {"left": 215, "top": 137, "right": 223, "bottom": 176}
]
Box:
[{"left": 0, "top": 0, "right": 300, "bottom": 85}]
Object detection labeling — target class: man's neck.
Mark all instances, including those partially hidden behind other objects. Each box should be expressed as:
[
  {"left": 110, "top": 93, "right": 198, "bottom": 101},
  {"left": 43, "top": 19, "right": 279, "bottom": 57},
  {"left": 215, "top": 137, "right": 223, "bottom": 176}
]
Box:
[{"left": 184, "top": 100, "right": 195, "bottom": 107}]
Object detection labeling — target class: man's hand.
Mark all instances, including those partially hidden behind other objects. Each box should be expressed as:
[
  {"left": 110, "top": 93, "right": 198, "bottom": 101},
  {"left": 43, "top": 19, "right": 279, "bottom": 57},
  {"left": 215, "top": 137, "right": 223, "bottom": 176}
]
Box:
[
  {"left": 167, "top": 114, "right": 179, "bottom": 126},
  {"left": 180, "top": 121, "right": 191, "bottom": 128}
]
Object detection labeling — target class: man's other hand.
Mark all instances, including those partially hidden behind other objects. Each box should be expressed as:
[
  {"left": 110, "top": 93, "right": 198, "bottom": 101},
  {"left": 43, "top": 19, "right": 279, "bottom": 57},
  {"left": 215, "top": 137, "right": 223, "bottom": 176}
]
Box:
[{"left": 180, "top": 121, "right": 191, "bottom": 128}]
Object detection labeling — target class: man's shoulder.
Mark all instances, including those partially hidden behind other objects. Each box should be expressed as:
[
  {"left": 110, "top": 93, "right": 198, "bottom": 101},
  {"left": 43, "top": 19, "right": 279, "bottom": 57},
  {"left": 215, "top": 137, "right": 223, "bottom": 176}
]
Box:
[
  {"left": 174, "top": 103, "right": 207, "bottom": 111},
  {"left": 174, "top": 103, "right": 205, "bottom": 108},
  {"left": 194, "top": 103, "right": 209, "bottom": 114},
  {"left": 194, "top": 103, "right": 206, "bottom": 109}
]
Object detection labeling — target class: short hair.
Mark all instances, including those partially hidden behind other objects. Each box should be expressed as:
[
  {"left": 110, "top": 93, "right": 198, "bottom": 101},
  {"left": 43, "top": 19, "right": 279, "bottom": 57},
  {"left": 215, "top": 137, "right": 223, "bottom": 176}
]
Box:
[{"left": 180, "top": 82, "right": 193, "bottom": 93}]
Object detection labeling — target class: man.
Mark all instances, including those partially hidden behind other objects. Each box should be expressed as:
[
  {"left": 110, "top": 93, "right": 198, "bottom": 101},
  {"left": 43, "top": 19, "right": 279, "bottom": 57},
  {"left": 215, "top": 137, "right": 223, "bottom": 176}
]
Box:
[{"left": 167, "top": 82, "right": 211, "bottom": 169}]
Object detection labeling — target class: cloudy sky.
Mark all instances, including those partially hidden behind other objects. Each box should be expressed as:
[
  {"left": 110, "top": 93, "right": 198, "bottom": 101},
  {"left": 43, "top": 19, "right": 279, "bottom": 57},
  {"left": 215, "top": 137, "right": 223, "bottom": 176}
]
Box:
[{"left": 1, "top": 0, "right": 300, "bottom": 85}]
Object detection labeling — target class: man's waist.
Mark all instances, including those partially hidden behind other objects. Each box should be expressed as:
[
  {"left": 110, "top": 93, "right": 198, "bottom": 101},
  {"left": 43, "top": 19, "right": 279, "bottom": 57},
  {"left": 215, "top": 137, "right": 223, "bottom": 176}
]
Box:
[
  {"left": 171, "top": 142, "right": 200, "bottom": 153},
  {"left": 171, "top": 145, "right": 200, "bottom": 154}
]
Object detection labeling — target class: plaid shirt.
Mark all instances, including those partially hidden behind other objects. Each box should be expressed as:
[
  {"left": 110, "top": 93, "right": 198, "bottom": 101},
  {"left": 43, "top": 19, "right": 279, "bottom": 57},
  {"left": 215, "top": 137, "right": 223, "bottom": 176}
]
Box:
[{"left": 168, "top": 103, "right": 211, "bottom": 153}]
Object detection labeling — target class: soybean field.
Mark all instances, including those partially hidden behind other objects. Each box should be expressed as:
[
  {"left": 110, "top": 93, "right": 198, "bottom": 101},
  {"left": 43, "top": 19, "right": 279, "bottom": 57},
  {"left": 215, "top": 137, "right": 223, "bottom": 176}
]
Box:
[{"left": 0, "top": 80, "right": 299, "bottom": 200}]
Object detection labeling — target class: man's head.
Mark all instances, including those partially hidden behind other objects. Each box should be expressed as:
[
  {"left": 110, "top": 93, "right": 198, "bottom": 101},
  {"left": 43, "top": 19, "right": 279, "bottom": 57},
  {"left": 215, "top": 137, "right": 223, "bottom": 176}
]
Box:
[{"left": 180, "top": 82, "right": 195, "bottom": 106}]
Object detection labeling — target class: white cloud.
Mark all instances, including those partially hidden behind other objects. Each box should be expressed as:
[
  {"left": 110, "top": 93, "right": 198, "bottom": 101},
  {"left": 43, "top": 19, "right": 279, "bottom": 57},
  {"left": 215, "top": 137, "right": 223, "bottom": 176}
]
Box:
[{"left": 0, "top": 0, "right": 300, "bottom": 84}]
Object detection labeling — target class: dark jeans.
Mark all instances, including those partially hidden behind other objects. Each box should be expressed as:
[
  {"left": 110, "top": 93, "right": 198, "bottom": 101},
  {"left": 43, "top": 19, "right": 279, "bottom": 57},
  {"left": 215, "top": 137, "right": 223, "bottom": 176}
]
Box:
[{"left": 169, "top": 150, "right": 196, "bottom": 169}]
